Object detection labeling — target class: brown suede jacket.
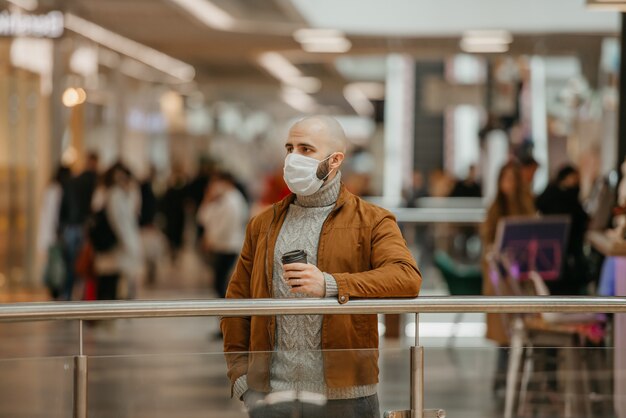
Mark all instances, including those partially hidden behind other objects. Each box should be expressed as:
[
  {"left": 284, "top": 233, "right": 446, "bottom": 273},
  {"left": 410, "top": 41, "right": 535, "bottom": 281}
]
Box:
[{"left": 221, "top": 184, "right": 421, "bottom": 395}]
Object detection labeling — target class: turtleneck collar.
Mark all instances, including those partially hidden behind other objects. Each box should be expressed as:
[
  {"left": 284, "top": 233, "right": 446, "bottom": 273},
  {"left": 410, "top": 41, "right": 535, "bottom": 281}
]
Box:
[{"left": 295, "top": 171, "right": 342, "bottom": 208}]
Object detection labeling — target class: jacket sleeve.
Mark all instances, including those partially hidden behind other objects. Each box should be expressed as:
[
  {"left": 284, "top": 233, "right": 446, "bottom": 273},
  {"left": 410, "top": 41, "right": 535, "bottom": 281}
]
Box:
[
  {"left": 331, "top": 213, "right": 421, "bottom": 303},
  {"left": 220, "top": 217, "right": 256, "bottom": 395}
]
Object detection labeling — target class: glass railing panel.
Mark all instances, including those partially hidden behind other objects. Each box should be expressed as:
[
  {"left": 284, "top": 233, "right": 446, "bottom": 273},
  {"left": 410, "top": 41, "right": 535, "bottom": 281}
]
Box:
[
  {"left": 0, "top": 313, "right": 622, "bottom": 418},
  {"left": 0, "top": 356, "right": 74, "bottom": 417},
  {"left": 0, "top": 320, "right": 79, "bottom": 358},
  {"left": 421, "top": 345, "right": 618, "bottom": 418},
  {"left": 88, "top": 352, "right": 243, "bottom": 418},
  {"left": 87, "top": 349, "right": 392, "bottom": 418}
]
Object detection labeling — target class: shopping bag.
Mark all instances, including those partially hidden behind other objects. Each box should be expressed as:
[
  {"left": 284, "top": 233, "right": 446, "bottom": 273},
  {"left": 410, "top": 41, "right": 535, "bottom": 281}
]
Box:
[{"left": 43, "top": 242, "right": 66, "bottom": 293}]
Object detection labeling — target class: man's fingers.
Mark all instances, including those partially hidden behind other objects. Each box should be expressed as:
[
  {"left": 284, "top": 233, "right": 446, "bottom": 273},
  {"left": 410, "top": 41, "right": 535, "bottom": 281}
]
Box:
[
  {"left": 290, "top": 284, "right": 310, "bottom": 293},
  {"left": 283, "top": 270, "right": 307, "bottom": 280},
  {"left": 282, "top": 263, "right": 309, "bottom": 272}
]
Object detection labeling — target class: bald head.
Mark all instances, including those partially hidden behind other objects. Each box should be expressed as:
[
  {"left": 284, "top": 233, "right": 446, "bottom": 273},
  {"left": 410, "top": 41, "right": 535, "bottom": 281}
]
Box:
[
  {"left": 284, "top": 115, "right": 347, "bottom": 182},
  {"left": 289, "top": 115, "right": 347, "bottom": 154}
]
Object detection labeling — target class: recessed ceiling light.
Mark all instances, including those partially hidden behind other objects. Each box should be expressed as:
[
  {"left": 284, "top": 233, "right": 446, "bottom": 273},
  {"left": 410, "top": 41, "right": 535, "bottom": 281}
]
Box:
[
  {"left": 343, "top": 84, "right": 375, "bottom": 116},
  {"left": 301, "top": 38, "right": 352, "bottom": 53},
  {"left": 286, "top": 76, "right": 322, "bottom": 94},
  {"left": 462, "top": 30, "right": 512, "bottom": 45},
  {"left": 293, "top": 28, "right": 345, "bottom": 43},
  {"left": 460, "top": 40, "right": 509, "bottom": 53},
  {"left": 281, "top": 87, "right": 317, "bottom": 113},
  {"left": 460, "top": 30, "right": 512, "bottom": 54},
  {"left": 258, "top": 52, "right": 302, "bottom": 81},
  {"left": 294, "top": 28, "right": 352, "bottom": 53}
]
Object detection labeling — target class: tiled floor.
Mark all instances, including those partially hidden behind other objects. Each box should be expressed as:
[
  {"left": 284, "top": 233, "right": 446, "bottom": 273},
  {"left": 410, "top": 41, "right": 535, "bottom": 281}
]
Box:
[{"left": 0, "top": 249, "right": 616, "bottom": 417}]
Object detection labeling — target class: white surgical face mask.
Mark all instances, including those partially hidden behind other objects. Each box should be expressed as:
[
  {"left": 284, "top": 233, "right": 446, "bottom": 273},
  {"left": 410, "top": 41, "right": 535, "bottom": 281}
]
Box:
[{"left": 283, "top": 153, "right": 335, "bottom": 196}]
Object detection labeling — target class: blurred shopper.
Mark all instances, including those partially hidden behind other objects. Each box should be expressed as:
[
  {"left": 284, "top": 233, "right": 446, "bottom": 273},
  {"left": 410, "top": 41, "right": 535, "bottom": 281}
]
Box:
[
  {"left": 197, "top": 171, "right": 248, "bottom": 298},
  {"left": 91, "top": 163, "right": 142, "bottom": 301},
  {"left": 449, "top": 165, "right": 482, "bottom": 260},
  {"left": 187, "top": 158, "right": 214, "bottom": 242},
  {"left": 428, "top": 168, "right": 454, "bottom": 197},
  {"left": 482, "top": 160, "right": 535, "bottom": 396},
  {"left": 449, "top": 165, "right": 482, "bottom": 197},
  {"left": 536, "top": 165, "right": 590, "bottom": 295},
  {"left": 38, "top": 166, "right": 72, "bottom": 300},
  {"left": 160, "top": 166, "right": 188, "bottom": 263},
  {"left": 262, "top": 166, "right": 291, "bottom": 204},
  {"left": 222, "top": 116, "right": 421, "bottom": 418},
  {"left": 520, "top": 155, "right": 539, "bottom": 194},
  {"left": 139, "top": 167, "right": 161, "bottom": 285},
  {"left": 57, "top": 153, "right": 100, "bottom": 300},
  {"left": 405, "top": 169, "right": 429, "bottom": 208}
]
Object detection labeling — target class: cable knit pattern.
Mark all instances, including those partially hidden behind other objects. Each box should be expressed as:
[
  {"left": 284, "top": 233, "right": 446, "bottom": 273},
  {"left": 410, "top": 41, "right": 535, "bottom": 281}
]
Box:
[{"left": 270, "top": 172, "right": 376, "bottom": 400}]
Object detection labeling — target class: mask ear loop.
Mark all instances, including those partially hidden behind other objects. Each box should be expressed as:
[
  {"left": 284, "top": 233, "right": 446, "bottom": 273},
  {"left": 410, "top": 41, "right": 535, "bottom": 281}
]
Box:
[{"left": 320, "top": 153, "right": 337, "bottom": 182}]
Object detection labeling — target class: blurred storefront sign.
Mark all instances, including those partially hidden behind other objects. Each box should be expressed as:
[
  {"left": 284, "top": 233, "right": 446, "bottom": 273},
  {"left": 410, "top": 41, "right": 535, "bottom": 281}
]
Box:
[
  {"left": 0, "top": 10, "right": 63, "bottom": 38},
  {"left": 422, "top": 77, "right": 516, "bottom": 115}
]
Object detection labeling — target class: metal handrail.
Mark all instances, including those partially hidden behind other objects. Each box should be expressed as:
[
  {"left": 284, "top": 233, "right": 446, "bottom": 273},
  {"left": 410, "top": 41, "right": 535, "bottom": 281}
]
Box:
[
  {"left": 1, "top": 296, "right": 625, "bottom": 322},
  {"left": 392, "top": 208, "right": 485, "bottom": 224}
]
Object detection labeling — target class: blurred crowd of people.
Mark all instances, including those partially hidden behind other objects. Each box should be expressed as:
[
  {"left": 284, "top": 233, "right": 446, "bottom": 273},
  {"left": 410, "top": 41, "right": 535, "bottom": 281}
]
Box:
[{"left": 37, "top": 154, "right": 255, "bottom": 303}]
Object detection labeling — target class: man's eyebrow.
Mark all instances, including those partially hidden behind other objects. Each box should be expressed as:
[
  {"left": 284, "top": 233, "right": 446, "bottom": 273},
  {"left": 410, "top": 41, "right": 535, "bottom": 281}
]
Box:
[{"left": 293, "top": 142, "right": 316, "bottom": 149}]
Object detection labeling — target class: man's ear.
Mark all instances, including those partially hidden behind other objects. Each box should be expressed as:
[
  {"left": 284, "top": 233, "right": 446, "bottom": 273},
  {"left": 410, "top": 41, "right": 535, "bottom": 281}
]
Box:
[{"left": 330, "top": 152, "right": 345, "bottom": 169}]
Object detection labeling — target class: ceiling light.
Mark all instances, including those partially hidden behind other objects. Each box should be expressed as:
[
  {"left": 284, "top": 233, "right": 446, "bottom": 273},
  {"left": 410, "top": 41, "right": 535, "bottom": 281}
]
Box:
[
  {"left": 343, "top": 84, "right": 375, "bottom": 117},
  {"left": 258, "top": 53, "right": 323, "bottom": 93},
  {"left": 301, "top": 38, "right": 352, "bottom": 53},
  {"left": 460, "top": 30, "right": 512, "bottom": 54},
  {"left": 293, "top": 28, "right": 345, "bottom": 43},
  {"left": 281, "top": 87, "right": 317, "bottom": 113},
  {"left": 64, "top": 13, "right": 195, "bottom": 82},
  {"left": 62, "top": 87, "right": 86, "bottom": 107},
  {"left": 460, "top": 39, "right": 509, "bottom": 54},
  {"left": 294, "top": 28, "right": 352, "bottom": 54},
  {"left": 347, "top": 82, "right": 385, "bottom": 100},
  {"left": 167, "top": 0, "right": 235, "bottom": 30},
  {"left": 285, "top": 76, "right": 322, "bottom": 93},
  {"left": 258, "top": 52, "right": 302, "bottom": 81},
  {"left": 462, "top": 30, "right": 512, "bottom": 45}
]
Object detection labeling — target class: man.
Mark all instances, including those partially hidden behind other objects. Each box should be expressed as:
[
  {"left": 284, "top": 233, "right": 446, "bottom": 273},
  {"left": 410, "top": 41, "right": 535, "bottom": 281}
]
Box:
[{"left": 221, "top": 116, "right": 422, "bottom": 418}]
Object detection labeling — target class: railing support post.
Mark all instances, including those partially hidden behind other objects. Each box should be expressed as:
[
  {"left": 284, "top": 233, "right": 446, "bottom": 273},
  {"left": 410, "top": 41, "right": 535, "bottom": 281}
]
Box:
[
  {"left": 410, "top": 314, "right": 424, "bottom": 418},
  {"left": 74, "top": 320, "right": 88, "bottom": 418},
  {"left": 384, "top": 314, "right": 445, "bottom": 418},
  {"left": 410, "top": 346, "right": 425, "bottom": 418}
]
